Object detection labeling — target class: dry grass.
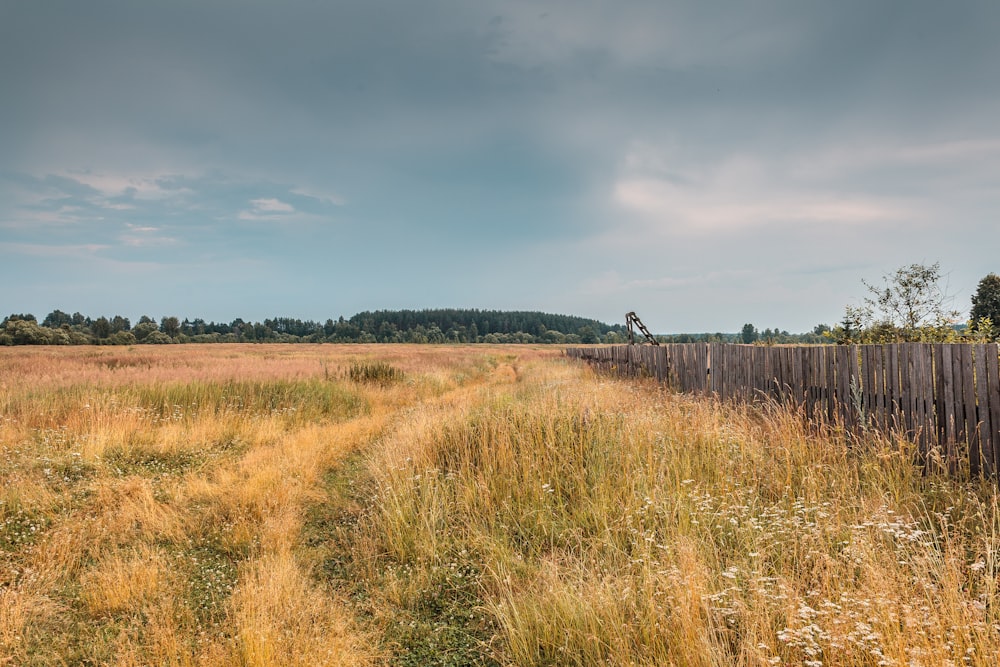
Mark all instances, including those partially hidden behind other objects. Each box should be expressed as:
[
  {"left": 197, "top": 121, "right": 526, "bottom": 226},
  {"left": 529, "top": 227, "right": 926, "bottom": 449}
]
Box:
[{"left": 2, "top": 343, "right": 999, "bottom": 665}]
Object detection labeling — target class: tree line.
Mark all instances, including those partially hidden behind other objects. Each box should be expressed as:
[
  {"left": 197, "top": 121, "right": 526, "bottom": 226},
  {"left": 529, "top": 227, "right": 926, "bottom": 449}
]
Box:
[
  {"left": 6, "top": 265, "right": 997, "bottom": 347},
  {"left": 0, "top": 308, "right": 626, "bottom": 346}
]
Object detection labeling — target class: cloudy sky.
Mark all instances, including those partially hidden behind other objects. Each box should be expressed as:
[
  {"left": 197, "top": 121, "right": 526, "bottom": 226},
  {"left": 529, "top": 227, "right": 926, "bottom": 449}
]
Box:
[{"left": 2, "top": 1, "right": 999, "bottom": 333}]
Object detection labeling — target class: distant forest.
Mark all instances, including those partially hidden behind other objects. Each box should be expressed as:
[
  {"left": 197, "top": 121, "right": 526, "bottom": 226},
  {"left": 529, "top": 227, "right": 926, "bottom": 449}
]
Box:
[
  {"left": 0, "top": 308, "right": 833, "bottom": 346},
  {"left": 1, "top": 309, "right": 632, "bottom": 345}
]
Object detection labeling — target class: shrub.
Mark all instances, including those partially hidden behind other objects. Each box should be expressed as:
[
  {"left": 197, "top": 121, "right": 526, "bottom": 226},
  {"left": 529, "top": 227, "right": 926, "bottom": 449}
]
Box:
[{"left": 347, "top": 361, "right": 404, "bottom": 385}]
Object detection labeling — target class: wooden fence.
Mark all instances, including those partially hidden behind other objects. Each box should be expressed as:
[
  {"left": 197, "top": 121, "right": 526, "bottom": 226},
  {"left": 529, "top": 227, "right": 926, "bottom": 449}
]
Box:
[{"left": 566, "top": 343, "right": 1000, "bottom": 477}]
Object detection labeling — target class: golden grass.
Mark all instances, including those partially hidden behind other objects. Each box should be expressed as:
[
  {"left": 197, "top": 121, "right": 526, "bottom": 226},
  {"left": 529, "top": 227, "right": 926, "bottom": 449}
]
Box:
[
  {"left": 79, "top": 546, "right": 167, "bottom": 617},
  {"left": 2, "top": 343, "right": 999, "bottom": 665},
  {"left": 0, "top": 344, "right": 536, "bottom": 664},
  {"left": 225, "top": 553, "right": 373, "bottom": 667},
  {"left": 344, "top": 366, "right": 1000, "bottom": 665}
]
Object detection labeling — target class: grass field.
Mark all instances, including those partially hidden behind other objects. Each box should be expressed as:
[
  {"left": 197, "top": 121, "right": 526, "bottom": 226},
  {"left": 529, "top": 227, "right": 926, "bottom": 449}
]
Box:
[{"left": 2, "top": 344, "right": 999, "bottom": 666}]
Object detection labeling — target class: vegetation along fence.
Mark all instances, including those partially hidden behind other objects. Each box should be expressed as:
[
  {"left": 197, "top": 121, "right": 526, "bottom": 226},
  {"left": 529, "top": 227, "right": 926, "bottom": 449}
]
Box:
[{"left": 567, "top": 343, "right": 1000, "bottom": 477}]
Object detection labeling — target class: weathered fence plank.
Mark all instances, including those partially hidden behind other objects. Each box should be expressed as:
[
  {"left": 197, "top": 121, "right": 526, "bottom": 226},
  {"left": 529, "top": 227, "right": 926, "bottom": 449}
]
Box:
[
  {"left": 987, "top": 347, "right": 1000, "bottom": 476},
  {"left": 959, "top": 345, "right": 978, "bottom": 475}
]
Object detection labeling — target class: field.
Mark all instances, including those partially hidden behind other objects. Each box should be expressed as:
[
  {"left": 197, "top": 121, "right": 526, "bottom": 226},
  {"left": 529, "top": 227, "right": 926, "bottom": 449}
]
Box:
[{"left": 2, "top": 344, "right": 1000, "bottom": 666}]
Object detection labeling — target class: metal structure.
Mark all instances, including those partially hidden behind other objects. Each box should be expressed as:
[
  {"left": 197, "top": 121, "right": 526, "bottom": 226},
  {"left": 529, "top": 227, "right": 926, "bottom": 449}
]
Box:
[{"left": 625, "top": 311, "right": 659, "bottom": 345}]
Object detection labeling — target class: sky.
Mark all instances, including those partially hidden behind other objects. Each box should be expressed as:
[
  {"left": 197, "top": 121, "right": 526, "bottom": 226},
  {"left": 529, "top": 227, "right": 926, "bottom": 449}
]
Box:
[{"left": 2, "top": 1, "right": 999, "bottom": 334}]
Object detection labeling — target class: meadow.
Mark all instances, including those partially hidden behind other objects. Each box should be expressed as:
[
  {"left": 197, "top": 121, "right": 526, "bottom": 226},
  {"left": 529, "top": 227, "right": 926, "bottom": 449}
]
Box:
[{"left": 2, "top": 344, "right": 999, "bottom": 666}]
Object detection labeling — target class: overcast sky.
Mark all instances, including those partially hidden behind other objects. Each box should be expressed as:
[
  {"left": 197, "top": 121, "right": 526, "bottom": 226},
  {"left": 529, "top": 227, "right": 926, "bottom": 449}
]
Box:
[{"left": 2, "top": 1, "right": 999, "bottom": 333}]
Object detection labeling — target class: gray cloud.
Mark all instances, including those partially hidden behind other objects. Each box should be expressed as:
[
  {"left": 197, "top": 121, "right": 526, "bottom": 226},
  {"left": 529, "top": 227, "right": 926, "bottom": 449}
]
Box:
[{"left": 1, "top": 1, "right": 999, "bottom": 329}]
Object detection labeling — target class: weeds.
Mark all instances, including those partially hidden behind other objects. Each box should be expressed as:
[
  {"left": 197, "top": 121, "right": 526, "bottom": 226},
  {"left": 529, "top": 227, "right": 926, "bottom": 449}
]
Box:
[{"left": 348, "top": 361, "right": 405, "bottom": 386}]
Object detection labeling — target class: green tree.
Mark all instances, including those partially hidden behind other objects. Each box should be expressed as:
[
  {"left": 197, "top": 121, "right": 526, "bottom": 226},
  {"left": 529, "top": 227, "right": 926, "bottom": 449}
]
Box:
[
  {"left": 970, "top": 273, "right": 1000, "bottom": 338},
  {"left": 740, "top": 323, "right": 758, "bottom": 344},
  {"left": 92, "top": 317, "right": 111, "bottom": 340},
  {"left": 42, "top": 310, "right": 73, "bottom": 328},
  {"left": 132, "top": 321, "right": 158, "bottom": 341},
  {"left": 110, "top": 315, "right": 131, "bottom": 333},
  {"left": 848, "top": 262, "right": 959, "bottom": 342},
  {"left": 160, "top": 316, "right": 181, "bottom": 338}
]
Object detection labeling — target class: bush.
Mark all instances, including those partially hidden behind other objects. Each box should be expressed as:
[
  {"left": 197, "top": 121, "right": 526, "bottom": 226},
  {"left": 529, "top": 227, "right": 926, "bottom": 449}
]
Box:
[
  {"left": 3, "top": 319, "right": 60, "bottom": 345},
  {"left": 109, "top": 331, "right": 137, "bottom": 345},
  {"left": 142, "top": 331, "right": 173, "bottom": 344},
  {"left": 347, "top": 361, "right": 404, "bottom": 385},
  {"left": 132, "top": 321, "right": 159, "bottom": 342}
]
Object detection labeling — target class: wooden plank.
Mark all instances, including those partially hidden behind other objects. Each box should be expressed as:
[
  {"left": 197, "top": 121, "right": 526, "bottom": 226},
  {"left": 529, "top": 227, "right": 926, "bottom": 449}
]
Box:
[
  {"left": 700, "top": 345, "right": 707, "bottom": 392},
  {"left": 769, "top": 347, "right": 779, "bottom": 402},
  {"left": 675, "top": 345, "right": 685, "bottom": 390},
  {"left": 799, "top": 347, "right": 810, "bottom": 413},
  {"left": 729, "top": 344, "right": 738, "bottom": 401},
  {"left": 940, "top": 345, "right": 957, "bottom": 469},
  {"left": 702, "top": 343, "right": 710, "bottom": 395},
  {"left": 692, "top": 344, "right": 699, "bottom": 393},
  {"left": 857, "top": 346, "right": 868, "bottom": 430},
  {"left": 688, "top": 344, "right": 697, "bottom": 393},
  {"left": 715, "top": 343, "right": 724, "bottom": 397},
  {"left": 775, "top": 347, "right": 792, "bottom": 405},
  {"left": 788, "top": 346, "right": 798, "bottom": 405},
  {"left": 918, "top": 344, "right": 935, "bottom": 458},
  {"left": 735, "top": 344, "right": 743, "bottom": 401},
  {"left": 738, "top": 345, "right": 745, "bottom": 400},
  {"left": 931, "top": 344, "right": 943, "bottom": 455},
  {"left": 973, "top": 345, "right": 993, "bottom": 476},
  {"left": 762, "top": 346, "right": 774, "bottom": 401},
  {"left": 859, "top": 346, "right": 871, "bottom": 431},
  {"left": 796, "top": 346, "right": 806, "bottom": 406},
  {"left": 987, "top": 345, "right": 1000, "bottom": 478},
  {"left": 886, "top": 344, "right": 900, "bottom": 434},
  {"left": 736, "top": 344, "right": 746, "bottom": 401},
  {"left": 849, "top": 345, "right": 861, "bottom": 435},
  {"left": 695, "top": 344, "right": 704, "bottom": 394},
  {"left": 902, "top": 343, "right": 914, "bottom": 447},
  {"left": 814, "top": 347, "right": 826, "bottom": 421},
  {"left": 707, "top": 344, "right": 716, "bottom": 395},
  {"left": 873, "top": 345, "right": 886, "bottom": 432},
  {"left": 790, "top": 347, "right": 802, "bottom": 407},
  {"left": 810, "top": 347, "right": 822, "bottom": 419},
  {"left": 690, "top": 344, "right": 698, "bottom": 393},
  {"left": 837, "top": 345, "right": 854, "bottom": 433},
  {"left": 835, "top": 345, "right": 849, "bottom": 430},
  {"left": 727, "top": 344, "right": 736, "bottom": 401},
  {"left": 804, "top": 347, "right": 816, "bottom": 419},
  {"left": 824, "top": 345, "right": 836, "bottom": 424},
  {"left": 768, "top": 346, "right": 778, "bottom": 402},
  {"left": 907, "top": 344, "right": 922, "bottom": 452},
  {"left": 959, "top": 345, "right": 978, "bottom": 475},
  {"left": 742, "top": 345, "right": 751, "bottom": 401},
  {"left": 718, "top": 345, "right": 727, "bottom": 401},
  {"left": 886, "top": 344, "right": 897, "bottom": 433},
  {"left": 899, "top": 344, "right": 914, "bottom": 438}
]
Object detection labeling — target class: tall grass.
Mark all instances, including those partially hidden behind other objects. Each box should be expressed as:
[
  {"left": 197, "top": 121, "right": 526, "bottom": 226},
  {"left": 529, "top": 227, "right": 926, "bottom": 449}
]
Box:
[
  {"left": 341, "top": 372, "right": 1000, "bottom": 665},
  {"left": 3, "top": 343, "right": 999, "bottom": 665}
]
